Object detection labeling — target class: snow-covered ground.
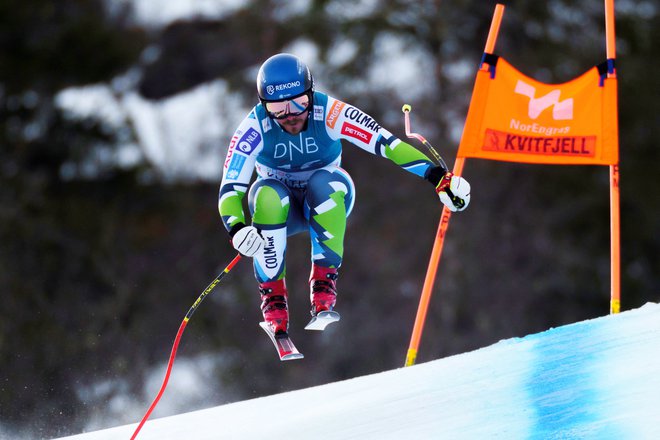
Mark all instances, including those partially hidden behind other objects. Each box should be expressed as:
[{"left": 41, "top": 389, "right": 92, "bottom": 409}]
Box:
[{"left": 55, "top": 302, "right": 660, "bottom": 440}]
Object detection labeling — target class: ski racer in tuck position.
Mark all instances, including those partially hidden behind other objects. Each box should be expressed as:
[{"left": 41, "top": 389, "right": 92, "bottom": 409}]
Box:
[{"left": 218, "top": 53, "right": 470, "bottom": 336}]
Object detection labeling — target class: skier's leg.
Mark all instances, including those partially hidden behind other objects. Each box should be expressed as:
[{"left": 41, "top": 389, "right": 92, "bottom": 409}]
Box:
[
  {"left": 304, "top": 166, "right": 355, "bottom": 315},
  {"left": 248, "top": 179, "right": 298, "bottom": 333}
]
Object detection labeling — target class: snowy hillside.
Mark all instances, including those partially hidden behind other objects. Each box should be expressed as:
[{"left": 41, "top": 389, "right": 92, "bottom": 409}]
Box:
[{"left": 56, "top": 303, "right": 660, "bottom": 440}]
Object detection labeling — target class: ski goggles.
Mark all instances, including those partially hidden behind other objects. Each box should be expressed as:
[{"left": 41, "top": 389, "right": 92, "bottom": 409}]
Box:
[{"left": 264, "top": 93, "right": 311, "bottom": 119}]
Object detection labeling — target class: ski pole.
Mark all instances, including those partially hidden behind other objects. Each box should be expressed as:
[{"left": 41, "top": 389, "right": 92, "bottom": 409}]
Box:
[
  {"left": 130, "top": 253, "right": 242, "bottom": 440},
  {"left": 401, "top": 104, "right": 448, "bottom": 170},
  {"left": 401, "top": 105, "right": 463, "bottom": 210}
]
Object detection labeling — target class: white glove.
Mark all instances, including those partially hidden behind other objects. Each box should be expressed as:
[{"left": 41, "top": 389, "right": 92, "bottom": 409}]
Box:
[
  {"left": 231, "top": 225, "right": 264, "bottom": 257},
  {"left": 436, "top": 172, "right": 471, "bottom": 212}
]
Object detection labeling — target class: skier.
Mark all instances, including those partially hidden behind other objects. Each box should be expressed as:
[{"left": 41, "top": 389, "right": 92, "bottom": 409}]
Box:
[{"left": 218, "top": 53, "right": 470, "bottom": 336}]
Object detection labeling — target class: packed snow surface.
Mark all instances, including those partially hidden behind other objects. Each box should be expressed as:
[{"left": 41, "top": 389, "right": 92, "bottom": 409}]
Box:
[{"left": 57, "top": 303, "right": 660, "bottom": 439}]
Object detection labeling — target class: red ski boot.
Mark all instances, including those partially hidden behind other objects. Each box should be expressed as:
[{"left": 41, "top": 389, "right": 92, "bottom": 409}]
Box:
[
  {"left": 309, "top": 265, "right": 338, "bottom": 316},
  {"left": 259, "top": 279, "right": 289, "bottom": 335}
]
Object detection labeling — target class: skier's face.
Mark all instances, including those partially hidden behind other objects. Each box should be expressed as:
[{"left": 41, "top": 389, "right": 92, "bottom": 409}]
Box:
[{"left": 279, "top": 110, "right": 308, "bottom": 135}]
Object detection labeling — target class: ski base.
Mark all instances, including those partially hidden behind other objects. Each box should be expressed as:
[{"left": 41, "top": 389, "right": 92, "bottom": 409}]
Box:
[
  {"left": 305, "top": 311, "right": 341, "bottom": 331},
  {"left": 259, "top": 322, "right": 304, "bottom": 361}
]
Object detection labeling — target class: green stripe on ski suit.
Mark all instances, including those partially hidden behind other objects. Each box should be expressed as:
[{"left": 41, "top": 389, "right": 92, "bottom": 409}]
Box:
[
  {"left": 252, "top": 185, "right": 289, "bottom": 225},
  {"left": 219, "top": 189, "right": 246, "bottom": 228},
  {"left": 311, "top": 190, "right": 346, "bottom": 259},
  {"left": 385, "top": 140, "right": 435, "bottom": 169},
  {"left": 251, "top": 185, "right": 289, "bottom": 283}
]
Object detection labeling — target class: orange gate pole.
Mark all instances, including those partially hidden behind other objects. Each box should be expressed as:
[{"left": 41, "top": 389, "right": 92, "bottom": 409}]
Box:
[
  {"left": 404, "top": 4, "right": 505, "bottom": 367},
  {"left": 605, "top": 0, "right": 621, "bottom": 313}
]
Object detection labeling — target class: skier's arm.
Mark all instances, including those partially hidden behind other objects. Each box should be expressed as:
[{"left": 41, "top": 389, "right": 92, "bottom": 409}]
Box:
[
  {"left": 375, "top": 136, "right": 471, "bottom": 211},
  {"left": 325, "top": 97, "right": 435, "bottom": 175},
  {"left": 218, "top": 113, "right": 265, "bottom": 255},
  {"left": 325, "top": 98, "right": 470, "bottom": 211}
]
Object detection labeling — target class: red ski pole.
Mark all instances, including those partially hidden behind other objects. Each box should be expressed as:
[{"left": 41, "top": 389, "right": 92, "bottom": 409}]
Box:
[{"left": 130, "top": 253, "right": 242, "bottom": 439}]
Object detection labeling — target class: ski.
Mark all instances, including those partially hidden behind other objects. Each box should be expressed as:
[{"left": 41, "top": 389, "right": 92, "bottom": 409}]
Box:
[
  {"left": 305, "top": 311, "right": 341, "bottom": 331},
  {"left": 259, "top": 322, "right": 304, "bottom": 361}
]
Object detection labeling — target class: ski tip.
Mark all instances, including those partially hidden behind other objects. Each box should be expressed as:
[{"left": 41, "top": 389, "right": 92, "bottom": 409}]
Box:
[
  {"left": 281, "top": 353, "right": 305, "bottom": 361},
  {"left": 305, "top": 311, "right": 341, "bottom": 331},
  {"left": 318, "top": 310, "right": 341, "bottom": 319},
  {"left": 259, "top": 321, "right": 305, "bottom": 361}
]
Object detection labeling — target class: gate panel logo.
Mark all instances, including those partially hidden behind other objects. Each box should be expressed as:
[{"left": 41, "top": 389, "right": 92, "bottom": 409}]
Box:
[{"left": 514, "top": 80, "right": 574, "bottom": 120}]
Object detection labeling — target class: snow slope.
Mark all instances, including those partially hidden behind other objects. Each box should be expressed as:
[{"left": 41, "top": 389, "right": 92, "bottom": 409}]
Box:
[{"left": 56, "top": 303, "right": 660, "bottom": 440}]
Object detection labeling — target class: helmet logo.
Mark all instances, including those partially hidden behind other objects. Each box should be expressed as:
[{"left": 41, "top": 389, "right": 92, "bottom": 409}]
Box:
[{"left": 267, "top": 81, "right": 302, "bottom": 96}]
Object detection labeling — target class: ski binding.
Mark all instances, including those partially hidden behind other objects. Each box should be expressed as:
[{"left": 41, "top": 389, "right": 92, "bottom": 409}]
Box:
[
  {"left": 259, "top": 322, "right": 304, "bottom": 361},
  {"left": 305, "top": 311, "right": 341, "bottom": 331}
]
